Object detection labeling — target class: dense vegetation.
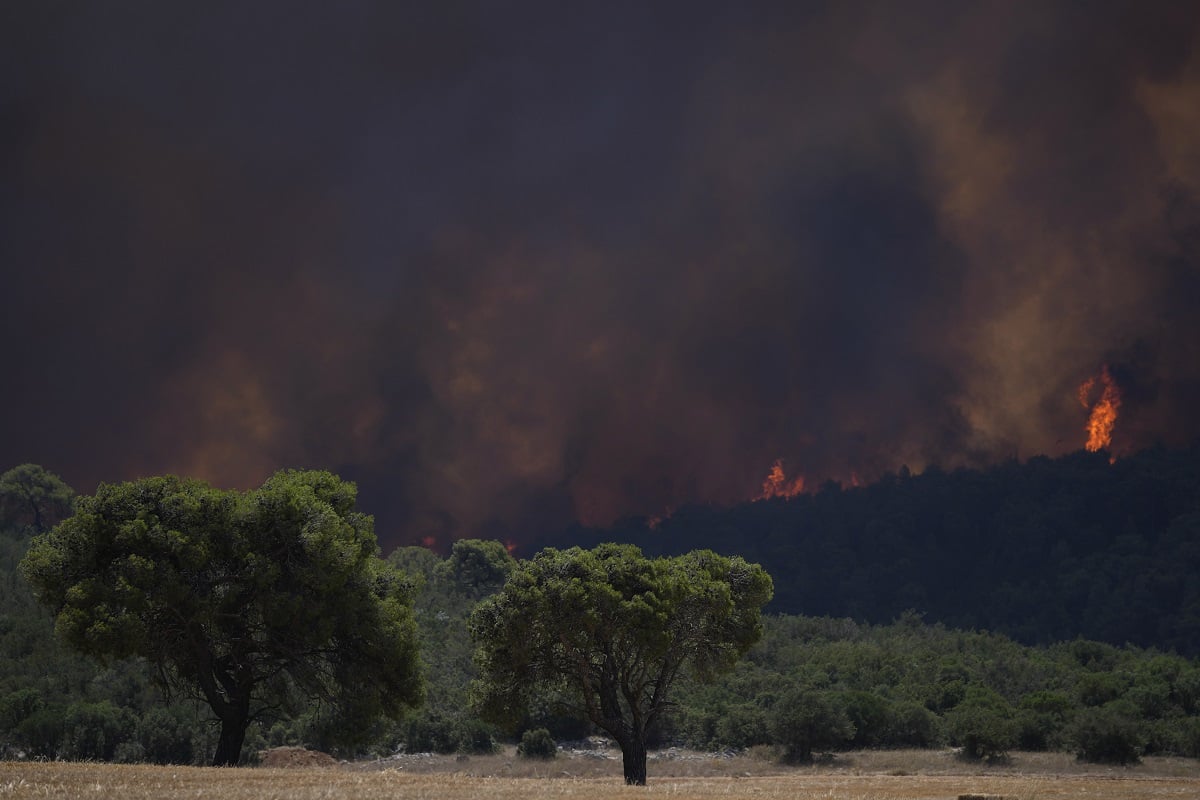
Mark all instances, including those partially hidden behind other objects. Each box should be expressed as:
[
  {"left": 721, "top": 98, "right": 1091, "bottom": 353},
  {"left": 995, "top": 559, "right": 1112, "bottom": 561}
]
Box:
[
  {"left": 666, "top": 613, "right": 1200, "bottom": 763},
  {"left": 541, "top": 444, "right": 1200, "bottom": 654},
  {"left": 3, "top": 449, "right": 1200, "bottom": 766}
]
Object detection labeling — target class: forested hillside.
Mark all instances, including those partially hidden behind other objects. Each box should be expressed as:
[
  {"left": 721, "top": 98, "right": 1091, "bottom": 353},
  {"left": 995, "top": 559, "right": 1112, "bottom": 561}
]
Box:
[
  {"left": 538, "top": 444, "right": 1200, "bottom": 653},
  {"left": 4, "top": 453, "right": 1200, "bottom": 765}
]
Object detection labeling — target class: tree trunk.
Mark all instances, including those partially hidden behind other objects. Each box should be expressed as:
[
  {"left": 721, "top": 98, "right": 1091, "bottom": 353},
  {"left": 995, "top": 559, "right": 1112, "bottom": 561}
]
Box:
[
  {"left": 212, "top": 711, "right": 249, "bottom": 766},
  {"left": 196, "top": 652, "right": 254, "bottom": 766},
  {"left": 619, "top": 735, "right": 648, "bottom": 786}
]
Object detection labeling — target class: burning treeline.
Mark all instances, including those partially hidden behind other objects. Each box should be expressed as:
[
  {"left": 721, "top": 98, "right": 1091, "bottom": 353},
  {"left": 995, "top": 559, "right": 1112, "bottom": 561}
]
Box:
[
  {"left": 748, "top": 365, "right": 1124, "bottom": 508},
  {"left": 1079, "top": 365, "right": 1122, "bottom": 453},
  {"left": 756, "top": 460, "right": 805, "bottom": 501}
]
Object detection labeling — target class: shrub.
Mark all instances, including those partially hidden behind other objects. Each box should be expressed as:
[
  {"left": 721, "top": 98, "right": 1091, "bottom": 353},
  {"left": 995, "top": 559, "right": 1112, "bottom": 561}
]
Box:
[
  {"left": 768, "top": 688, "right": 854, "bottom": 763},
  {"left": 398, "top": 710, "right": 461, "bottom": 754},
  {"left": 60, "top": 701, "right": 136, "bottom": 761},
  {"left": 17, "top": 706, "right": 65, "bottom": 758},
  {"left": 1016, "top": 691, "right": 1073, "bottom": 751},
  {"left": 1070, "top": 704, "right": 1144, "bottom": 765},
  {"left": 839, "top": 691, "right": 891, "bottom": 748},
  {"left": 1179, "top": 717, "right": 1200, "bottom": 759},
  {"left": 455, "top": 718, "right": 500, "bottom": 754},
  {"left": 267, "top": 720, "right": 302, "bottom": 748},
  {"left": 1076, "top": 672, "right": 1126, "bottom": 707},
  {"left": 517, "top": 727, "right": 557, "bottom": 759},
  {"left": 714, "top": 703, "right": 771, "bottom": 750},
  {"left": 114, "top": 740, "right": 146, "bottom": 763},
  {"left": 944, "top": 688, "right": 1017, "bottom": 762},
  {"left": 886, "top": 701, "right": 939, "bottom": 748},
  {"left": 0, "top": 688, "right": 43, "bottom": 731},
  {"left": 138, "top": 706, "right": 195, "bottom": 764}
]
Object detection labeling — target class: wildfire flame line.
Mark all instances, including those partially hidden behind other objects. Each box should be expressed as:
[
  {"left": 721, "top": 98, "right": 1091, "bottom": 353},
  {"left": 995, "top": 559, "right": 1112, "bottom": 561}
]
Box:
[
  {"left": 1078, "top": 364, "right": 1121, "bottom": 453},
  {"left": 756, "top": 459, "right": 805, "bottom": 500}
]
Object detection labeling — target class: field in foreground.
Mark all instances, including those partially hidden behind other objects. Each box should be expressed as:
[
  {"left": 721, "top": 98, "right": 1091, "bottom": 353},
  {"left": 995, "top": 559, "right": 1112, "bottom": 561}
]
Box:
[{"left": 2, "top": 750, "right": 1199, "bottom": 800}]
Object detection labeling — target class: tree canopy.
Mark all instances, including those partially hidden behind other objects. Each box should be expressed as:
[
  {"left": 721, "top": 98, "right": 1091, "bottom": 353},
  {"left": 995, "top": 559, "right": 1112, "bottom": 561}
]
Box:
[
  {"left": 469, "top": 543, "right": 772, "bottom": 784},
  {"left": 0, "top": 464, "right": 74, "bottom": 535},
  {"left": 20, "top": 469, "right": 422, "bottom": 765}
]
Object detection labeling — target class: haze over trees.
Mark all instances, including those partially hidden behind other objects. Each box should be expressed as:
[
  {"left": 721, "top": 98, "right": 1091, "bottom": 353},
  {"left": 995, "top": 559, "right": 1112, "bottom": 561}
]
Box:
[
  {"left": 20, "top": 469, "right": 422, "bottom": 765},
  {"left": 469, "top": 544, "right": 773, "bottom": 784}
]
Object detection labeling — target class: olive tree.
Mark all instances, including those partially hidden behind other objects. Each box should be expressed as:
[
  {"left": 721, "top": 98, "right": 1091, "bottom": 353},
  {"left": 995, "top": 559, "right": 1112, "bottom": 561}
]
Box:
[
  {"left": 469, "top": 544, "right": 772, "bottom": 785},
  {"left": 21, "top": 469, "right": 422, "bottom": 765}
]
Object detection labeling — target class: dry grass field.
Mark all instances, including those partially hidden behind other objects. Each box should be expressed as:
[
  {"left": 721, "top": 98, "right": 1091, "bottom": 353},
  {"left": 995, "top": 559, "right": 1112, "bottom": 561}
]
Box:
[{"left": 3, "top": 749, "right": 1198, "bottom": 800}]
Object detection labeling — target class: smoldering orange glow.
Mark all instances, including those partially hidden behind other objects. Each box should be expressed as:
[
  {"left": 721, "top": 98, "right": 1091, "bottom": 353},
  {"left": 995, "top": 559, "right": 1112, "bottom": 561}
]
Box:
[
  {"left": 504, "top": 538, "right": 517, "bottom": 554},
  {"left": 420, "top": 535, "right": 437, "bottom": 549},
  {"left": 646, "top": 506, "right": 675, "bottom": 529},
  {"left": 756, "top": 459, "right": 806, "bottom": 500},
  {"left": 1079, "top": 365, "right": 1122, "bottom": 453}
]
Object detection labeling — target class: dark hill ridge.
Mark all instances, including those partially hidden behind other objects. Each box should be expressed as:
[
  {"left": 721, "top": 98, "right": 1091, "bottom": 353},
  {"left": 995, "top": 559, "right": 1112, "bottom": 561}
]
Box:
[{"left": 533, "top": 443, "right": 1200, "bottom": 654}]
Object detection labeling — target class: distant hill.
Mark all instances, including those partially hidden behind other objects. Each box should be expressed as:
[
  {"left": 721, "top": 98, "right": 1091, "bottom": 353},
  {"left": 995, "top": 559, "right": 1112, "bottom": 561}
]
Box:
[{"left": 533, "top": 443, "right": 1200, "bottom": 654}]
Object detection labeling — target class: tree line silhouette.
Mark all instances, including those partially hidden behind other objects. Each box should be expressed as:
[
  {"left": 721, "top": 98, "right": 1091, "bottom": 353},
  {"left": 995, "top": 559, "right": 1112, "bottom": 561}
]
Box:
[{"left": 539, "top": 443, "right": 1200, "bottom": 654}]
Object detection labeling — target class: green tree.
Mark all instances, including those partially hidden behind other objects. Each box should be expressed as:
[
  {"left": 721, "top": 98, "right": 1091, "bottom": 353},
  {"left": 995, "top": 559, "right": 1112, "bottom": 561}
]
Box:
[
  {"left": 469, "top": 544, "right": 772, "bottom": 785},
  {"left": 20, "top": 469, "right": 423, "bottom": 765},
  {"left": 435, "top": 538, "right": 516, "bottom": 598},
  {"left": 0, "top": 464, "right": 74, "bottom": 535}
]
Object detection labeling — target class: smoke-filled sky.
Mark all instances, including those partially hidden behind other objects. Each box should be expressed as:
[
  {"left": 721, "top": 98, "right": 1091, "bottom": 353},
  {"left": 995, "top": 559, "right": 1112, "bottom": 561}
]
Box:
[{"left": 4, "top": 1, "right": 1200, "bottom": 548}]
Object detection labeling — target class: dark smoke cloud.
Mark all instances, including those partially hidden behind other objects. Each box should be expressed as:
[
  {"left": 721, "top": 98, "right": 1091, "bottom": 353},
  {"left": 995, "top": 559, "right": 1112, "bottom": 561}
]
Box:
[{"left": 3, "top": 1, "right": 1199, "bottom": 547}]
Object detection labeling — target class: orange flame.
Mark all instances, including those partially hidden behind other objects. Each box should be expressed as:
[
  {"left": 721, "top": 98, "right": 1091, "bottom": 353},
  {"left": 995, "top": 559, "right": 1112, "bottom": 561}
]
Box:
[
  {"left": 756, "top": 459, "right": 806, "bottom": 500},
  {"left": 1078, "top": 365, "right": 1121, "bottom": 453}
]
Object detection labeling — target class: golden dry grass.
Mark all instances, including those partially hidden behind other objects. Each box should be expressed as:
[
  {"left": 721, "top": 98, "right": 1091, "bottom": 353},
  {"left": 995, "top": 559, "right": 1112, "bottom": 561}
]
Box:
[{"left": 2, "top": 751, "right": 1198, "bottom": 800}]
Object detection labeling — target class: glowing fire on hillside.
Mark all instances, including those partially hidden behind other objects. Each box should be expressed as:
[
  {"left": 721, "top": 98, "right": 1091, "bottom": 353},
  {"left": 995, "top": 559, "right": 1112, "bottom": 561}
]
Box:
[
  {"left": 1079, "top": 365, "right": 1121, "bottom": 453},
  {"left": 756, "top": 459, "right": 806, "bottom": 500}
]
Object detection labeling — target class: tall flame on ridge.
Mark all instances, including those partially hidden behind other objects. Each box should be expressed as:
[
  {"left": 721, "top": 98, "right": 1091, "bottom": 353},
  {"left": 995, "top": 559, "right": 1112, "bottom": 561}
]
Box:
[
  {"left": 1078, "top": 365, "right": 1121, "bottom": 453},
  {"left": 757, "top": 459, "right": 806, "bottom": 500}
]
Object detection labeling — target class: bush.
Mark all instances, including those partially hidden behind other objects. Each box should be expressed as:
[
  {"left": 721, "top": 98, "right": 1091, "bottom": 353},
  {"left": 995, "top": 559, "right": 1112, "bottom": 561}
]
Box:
[
  {"left": 886, "top": 701, "right": 939, "bottom": 748},
  {"left": 666, "top": 702, "right": 720, "bottom": 750},
  {"left": 1179, "top": 717, "right": 1200, "bottom": 759},
  {"left": 138, "top": 706, "right": 195, "bottom": 764},
  {"left": 714, "top": 703, "right": 770, "bottom": 750},
  {"left": 1076, "top": 672, "right": 1126, "bottom": 707},
  {"left": 114, "top": 740, "right": 146, "bottom": 763},
  {"left": 517, "top": 727, "right": 557, "bottom": 759},
  {"left": 768, "top": 688, "right": 854, "bottom": 763},
  {"left": 455, "top": 718, "right": 500, "bottom": 754},
  {"left": 60, "top": 701, "right": 136, "bottom": 761},
  {"left": 398, "top": 710, "right": 461, "bottom": 754},
  {"left": 1070, "top": 704, "right": 1144, "bottom": 765},
  {"left": 17, "top": 706, "right": 66, "bottom": 758},
  {"left": 839, "top": 691, "right": 891, "bottom": 748},
  {"left": 267, "top": 720, "right": 302, "bottom": 748},
  {"left": 394, "top": 710, "right": 499, "bottom": 755},
  {"left": 944, "top": 689, "right": 1017, "bottom": 762},
  {"left": 0, "top": 688, "right": 43, "bottom": 731},
  {"left": 1016, "top": 691, "right": 1073, "bottom": 751}
]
